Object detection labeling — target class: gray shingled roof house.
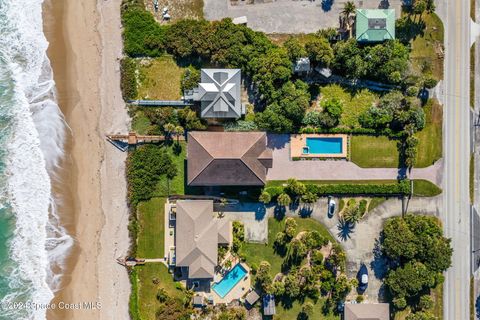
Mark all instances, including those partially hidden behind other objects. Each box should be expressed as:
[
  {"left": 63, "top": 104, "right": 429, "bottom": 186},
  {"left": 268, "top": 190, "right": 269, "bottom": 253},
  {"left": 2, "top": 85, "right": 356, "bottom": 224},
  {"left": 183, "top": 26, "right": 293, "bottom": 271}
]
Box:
[
  {"left": 184, "top": 69, "right": 244, "bottom": 119},
  {"left": 175, "top": 200, "right": 231, "bottom": 279},
  {"left": 344, "top": 303, "right": 390, "bottom": 320},
  {"left": 187, "top": 131, "right": 273, "bottom": 186}
]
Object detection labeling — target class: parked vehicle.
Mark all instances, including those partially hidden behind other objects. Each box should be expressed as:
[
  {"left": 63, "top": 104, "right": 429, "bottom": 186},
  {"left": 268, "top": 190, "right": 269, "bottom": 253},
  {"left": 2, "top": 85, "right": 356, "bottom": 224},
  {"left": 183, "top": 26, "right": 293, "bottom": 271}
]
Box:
[
  {"left": 358, "top": 264, "right": 368, "bottom": 292},
  {"left": 328, "top": 198, "right": 336, "bottom": 217}
]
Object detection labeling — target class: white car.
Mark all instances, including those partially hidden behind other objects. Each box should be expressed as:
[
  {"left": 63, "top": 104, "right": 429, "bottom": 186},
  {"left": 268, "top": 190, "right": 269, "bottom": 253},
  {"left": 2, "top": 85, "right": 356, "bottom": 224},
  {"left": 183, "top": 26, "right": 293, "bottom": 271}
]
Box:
[{"left": 328, "top": 199, "right": 336, "bottom": 217}]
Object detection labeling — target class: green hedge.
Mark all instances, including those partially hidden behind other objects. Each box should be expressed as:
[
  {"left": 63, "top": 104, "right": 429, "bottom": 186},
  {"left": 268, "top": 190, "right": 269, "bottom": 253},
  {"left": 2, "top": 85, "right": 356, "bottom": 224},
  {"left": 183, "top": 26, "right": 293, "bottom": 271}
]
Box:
[
  {"left": 264, "top": 180, "right": 411, "bottom": 197},
  {"left": 120, "top": 58, "right": 137, "bottom": 101}
]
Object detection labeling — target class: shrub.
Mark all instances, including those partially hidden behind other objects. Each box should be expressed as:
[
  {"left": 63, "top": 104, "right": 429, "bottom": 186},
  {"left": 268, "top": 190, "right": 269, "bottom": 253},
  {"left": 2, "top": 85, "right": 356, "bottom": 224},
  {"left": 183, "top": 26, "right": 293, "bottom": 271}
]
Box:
[
  {"left": 126, "top": 145, "right": 177, "bottom": 206},
  {"left": 423, "top": 75, "right": 438, "bottom": 89},
  {"left": 418, "top": 295, "right": 434, "bottom": 310},
  {"left": 181, "top": 66, "right": 200, "bottom": 91},
  {"left": 259, "top": 191, "right": 272, "bottom": 204},
  {"left": 120, "top": 58, "right": 137, "bottom": 100},
  {"left": 393, "top": 297, "right": 407, "bottom": 310},
  {"left": 122, "top": 8, "right": 167, "bottom": 57}
]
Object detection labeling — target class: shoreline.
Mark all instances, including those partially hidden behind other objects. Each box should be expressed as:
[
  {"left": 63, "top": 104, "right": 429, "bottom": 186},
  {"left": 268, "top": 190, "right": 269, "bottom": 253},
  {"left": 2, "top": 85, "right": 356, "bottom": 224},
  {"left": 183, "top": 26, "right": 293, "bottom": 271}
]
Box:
[{"left": 43, "top": 0, "right": 130, "bottom": 319}]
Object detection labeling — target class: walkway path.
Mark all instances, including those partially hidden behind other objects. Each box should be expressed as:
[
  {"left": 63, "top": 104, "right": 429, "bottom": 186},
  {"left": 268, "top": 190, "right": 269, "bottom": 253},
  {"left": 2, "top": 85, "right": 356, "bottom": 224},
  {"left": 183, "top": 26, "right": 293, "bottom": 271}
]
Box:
[
  {"left": 267, "top": 196, "right": 442, "bottom": 303},
  {"left": 266, "top": 134, "right": 443, "bottom": 185}
]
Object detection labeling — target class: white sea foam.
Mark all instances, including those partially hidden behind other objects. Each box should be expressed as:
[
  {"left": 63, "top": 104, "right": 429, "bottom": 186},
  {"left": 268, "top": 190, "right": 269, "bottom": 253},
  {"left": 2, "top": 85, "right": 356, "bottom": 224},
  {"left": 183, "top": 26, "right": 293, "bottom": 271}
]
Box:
[{"left": 0, "top": 0, "right": 72, "bottom": 319}]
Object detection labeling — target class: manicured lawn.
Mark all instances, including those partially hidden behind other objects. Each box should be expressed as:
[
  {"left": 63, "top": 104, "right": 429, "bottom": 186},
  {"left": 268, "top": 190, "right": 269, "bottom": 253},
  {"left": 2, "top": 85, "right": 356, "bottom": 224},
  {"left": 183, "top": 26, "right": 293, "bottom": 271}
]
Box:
[
  {"left": 350, "top": 135, "right": 400, "bottom": 168},
  {"left": 137, "top": 56, "right": 184, "bottom": 100},
  {"left": 319, "top": 84, "right": 378, "bottom": 129},
  {"left": 136, "top": 197, "right": 166, "bottom": 258},
  {"left": 416, "top": 99, "right": 443, "bottom": 168},
  {"left": 471, "top": 44, "right": 475, "bottom": 109},
  {"left": 412, "top": 179, "right": 442, "bottom": 197},
  {"left": 153, "top": 142, "right": 186, "bottom": 197},
  {"left": 241, "top": 217, "right": 335, "bottom": 278},
  {"left": 409, "top": 13, "right": 445, "bottom": 81}
]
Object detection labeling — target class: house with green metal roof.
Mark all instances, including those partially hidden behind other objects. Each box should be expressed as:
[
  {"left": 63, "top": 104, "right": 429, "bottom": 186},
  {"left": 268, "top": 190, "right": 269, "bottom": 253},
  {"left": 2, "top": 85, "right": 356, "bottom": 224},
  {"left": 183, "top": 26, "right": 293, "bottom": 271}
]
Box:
[{"left": 355, "top": 9, "right": 395, "bottom": 43}]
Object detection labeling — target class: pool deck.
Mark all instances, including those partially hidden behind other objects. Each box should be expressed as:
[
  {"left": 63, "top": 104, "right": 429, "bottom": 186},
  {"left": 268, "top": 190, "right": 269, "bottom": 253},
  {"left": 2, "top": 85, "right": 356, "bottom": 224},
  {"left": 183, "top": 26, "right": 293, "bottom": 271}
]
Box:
[
  {"left": 290, "top": 134, "right": 348, "bottom": 159},
  {"left": 211, "top": 261, "right": 251, "bottom": 304}
]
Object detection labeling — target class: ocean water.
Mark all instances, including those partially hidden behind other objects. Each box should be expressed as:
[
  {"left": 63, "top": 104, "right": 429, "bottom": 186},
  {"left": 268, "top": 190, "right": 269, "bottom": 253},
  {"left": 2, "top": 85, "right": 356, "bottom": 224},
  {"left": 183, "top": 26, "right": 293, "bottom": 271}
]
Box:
[{"left": 0, "top": 0, "right": 72, "bottom": 319}]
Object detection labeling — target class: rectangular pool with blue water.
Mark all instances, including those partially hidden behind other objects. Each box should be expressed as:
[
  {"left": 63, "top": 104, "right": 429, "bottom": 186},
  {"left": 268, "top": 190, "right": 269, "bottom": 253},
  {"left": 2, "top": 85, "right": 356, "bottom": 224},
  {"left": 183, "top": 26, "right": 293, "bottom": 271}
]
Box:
[
  {"left": 212, "top": 263, "right": 247, "bottom": 298},
  {"left": 305, "top": 137, "right": 343, "bottom": 154}
]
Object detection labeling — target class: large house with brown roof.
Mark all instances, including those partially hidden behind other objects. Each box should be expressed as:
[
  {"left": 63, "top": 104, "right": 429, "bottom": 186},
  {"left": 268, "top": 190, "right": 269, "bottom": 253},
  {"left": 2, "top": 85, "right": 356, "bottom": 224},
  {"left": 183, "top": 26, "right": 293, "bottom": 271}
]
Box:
[
  {"left": 344, "top": 303, "right": 390, "bottom": 320},
  {"left": 175, "top": 200, "right": 231, "bottom": 280},
  {"left": 187, "top": 131, "right": 273, "bottom": 186}
]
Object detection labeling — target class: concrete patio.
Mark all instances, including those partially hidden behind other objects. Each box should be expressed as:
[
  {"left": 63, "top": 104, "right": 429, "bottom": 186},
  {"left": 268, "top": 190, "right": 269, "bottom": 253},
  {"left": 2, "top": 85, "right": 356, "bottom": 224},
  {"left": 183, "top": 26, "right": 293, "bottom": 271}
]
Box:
[{"left": 266, "top": 134, "right": 443, "bottom": 185}]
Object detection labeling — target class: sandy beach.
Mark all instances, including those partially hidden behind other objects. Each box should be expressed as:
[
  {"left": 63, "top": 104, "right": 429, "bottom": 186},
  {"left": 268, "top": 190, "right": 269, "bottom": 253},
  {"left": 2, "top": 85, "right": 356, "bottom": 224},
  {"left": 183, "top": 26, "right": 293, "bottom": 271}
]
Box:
[{"left": 43, "top": 0, "right": 131, "bottom": 319}]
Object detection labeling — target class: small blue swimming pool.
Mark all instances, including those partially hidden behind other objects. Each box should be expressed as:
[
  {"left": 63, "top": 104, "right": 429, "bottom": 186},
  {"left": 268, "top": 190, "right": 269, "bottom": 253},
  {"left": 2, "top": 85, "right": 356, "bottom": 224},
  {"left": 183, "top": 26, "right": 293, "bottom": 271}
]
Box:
[
  {"left": 212, "top": 264, "right": 247, "bottom": 298},
  {"left": 305, "top": 137, "right": 343, "bottom": 154}
]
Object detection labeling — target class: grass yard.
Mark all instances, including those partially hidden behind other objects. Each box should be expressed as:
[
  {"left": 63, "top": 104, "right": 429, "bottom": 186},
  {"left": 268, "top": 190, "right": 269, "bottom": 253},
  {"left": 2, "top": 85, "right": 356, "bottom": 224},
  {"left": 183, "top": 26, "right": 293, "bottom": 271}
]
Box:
[
  {"left": 136, "top": 197, "right": 166, "bottom": 258},
  {"left": 241, "top": 217, "right": 338, "bottom": 320},
  {"left": 137, "top": 56, "right": 184, "bottom": 100},
  {"left": 318, "top": 84, "right": 378, "bottom": 128},
  {"left": 350, "top": 135, "right": 400, "bottom": 168},
  {"left": 135, "top": 263, "right": 185, "bottom": 320},
  {"left": 431, "top": 283, "right": 443, "bottom": 320},
  {"left": 241, "top": 218, "right": 335, "bottom": 278},
  {"left": 409, "top": 13, "right": 445, "bottom": 81},
  {"left": 131, "top": 142, "right": 188, "bottom": 319},
  {"left": 275, "top": 298, "right": 339, "bottom": 320},
  {"left": 416, "top": 99, "right": 443, "bottom": 167},
  {"left": 412, "top": 179, "right": 442, "bottom": 197},
  {"left": 268, "top": 33, "right": 318, "bottom": 46},
  {"left": 131, "top": 109, "right": 152, "bottom": 135},
  {"left": 153, "top": 142, "right": 186, "bottom": 197},
  {"left": 367, "top": 197, "right": 387, "bottom": 212}
]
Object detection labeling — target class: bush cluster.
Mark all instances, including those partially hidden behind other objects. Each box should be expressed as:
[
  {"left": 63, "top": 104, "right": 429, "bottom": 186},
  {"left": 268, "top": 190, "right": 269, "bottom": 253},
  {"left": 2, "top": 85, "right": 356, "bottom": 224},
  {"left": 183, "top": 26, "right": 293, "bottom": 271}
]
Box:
[
  {"left": 120, "top": 58, "right": 138, "bottom": 100},
  {"left": 126, "top": 145, "right": 177, "bottom": 206},
  {"left": 264, "top": 180, "right": 410, "bottom": 198}
]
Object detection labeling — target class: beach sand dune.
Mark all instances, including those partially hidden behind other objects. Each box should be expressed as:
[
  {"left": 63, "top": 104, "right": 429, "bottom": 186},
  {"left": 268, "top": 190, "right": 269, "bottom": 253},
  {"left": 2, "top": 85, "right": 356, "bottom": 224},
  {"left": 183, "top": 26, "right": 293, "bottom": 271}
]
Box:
[{"left": 44, "top": 0, "right": 130, "bottom": 319}]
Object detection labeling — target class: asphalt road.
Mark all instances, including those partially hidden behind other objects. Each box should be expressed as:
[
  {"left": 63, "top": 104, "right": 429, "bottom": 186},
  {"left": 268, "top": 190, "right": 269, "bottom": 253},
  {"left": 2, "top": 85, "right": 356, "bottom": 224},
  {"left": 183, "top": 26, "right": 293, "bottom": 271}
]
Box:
[{"left": 441, "top": 0, "right": 472, "bottom": 319}]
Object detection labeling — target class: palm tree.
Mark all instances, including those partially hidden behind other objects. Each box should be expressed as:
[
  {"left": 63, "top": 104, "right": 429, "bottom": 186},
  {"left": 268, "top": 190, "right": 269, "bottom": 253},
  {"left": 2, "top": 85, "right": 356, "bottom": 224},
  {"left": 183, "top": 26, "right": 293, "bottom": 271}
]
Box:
[
  {"left": 174, "top": 125, "right": 184, "bottom": 143},
  {"left": 163, "top": 123, "right": 176, "bottom": 140},
  {"left": 277, "top": 193, "right": 292, "bottom": 208},
  {"left": 341, "top": 1, "right": 356, "bottom": 38}
]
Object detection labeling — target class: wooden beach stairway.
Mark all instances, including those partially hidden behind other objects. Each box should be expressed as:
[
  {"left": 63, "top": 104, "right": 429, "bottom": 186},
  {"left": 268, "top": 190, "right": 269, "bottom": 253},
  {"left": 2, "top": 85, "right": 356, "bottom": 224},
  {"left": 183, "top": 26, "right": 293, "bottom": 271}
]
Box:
[{"left": 106, "top": 131, "right": 185, "bottom": 151}]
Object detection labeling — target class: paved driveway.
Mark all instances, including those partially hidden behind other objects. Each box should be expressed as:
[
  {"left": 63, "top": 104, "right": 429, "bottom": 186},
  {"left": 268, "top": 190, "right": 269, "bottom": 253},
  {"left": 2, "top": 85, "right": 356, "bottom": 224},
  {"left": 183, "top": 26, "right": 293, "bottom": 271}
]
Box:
[
  {"left": 266, "top": 134, "right": 443, "bottom": 185},
  {"left": 221, "top": 202, "right": 269, "bottom": 243},
  {"left": 204, "top": 0, "right": 403, "bottom": 34},
  {"left": 268, "top": 196, "right": 443, "bottom": 302}
]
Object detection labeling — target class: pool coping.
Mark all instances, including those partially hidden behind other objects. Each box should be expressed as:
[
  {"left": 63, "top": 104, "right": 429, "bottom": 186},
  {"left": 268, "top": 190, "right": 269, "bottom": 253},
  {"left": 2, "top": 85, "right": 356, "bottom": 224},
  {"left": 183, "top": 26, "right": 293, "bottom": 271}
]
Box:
[
  {"left": 290, "top": 134, "right": 348, "bottom": 159},
  {"left": 212, "top": 263, "right": 248, "bottom": 298},
  {"left": 211, "top": 262, "right": 251, "bottom": 304}
]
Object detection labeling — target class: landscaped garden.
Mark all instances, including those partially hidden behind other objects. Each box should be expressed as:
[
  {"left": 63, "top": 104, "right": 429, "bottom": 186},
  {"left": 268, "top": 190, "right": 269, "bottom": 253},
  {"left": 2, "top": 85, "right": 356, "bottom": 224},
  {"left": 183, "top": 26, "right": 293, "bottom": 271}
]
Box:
[{"left": 241, "top": 217, "right": 347, "bottom": 320}]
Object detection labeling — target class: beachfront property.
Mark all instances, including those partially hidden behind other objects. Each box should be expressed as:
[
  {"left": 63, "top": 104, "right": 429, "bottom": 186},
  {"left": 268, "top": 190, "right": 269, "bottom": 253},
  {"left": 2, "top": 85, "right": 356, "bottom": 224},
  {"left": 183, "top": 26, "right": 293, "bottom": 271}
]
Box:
[
  {"left": 172, "top": 200, "right": 231, "bottom": 281},
  {"left": 344, "top": 303, "right": 390, "bottom": 320},
  {"left": 187, "top": 131, "right": 273, "bottom": 186},
  {"left": 184, "top": 69, "right": 244, "bottom": 119},
  {"left": 165, "top": 199, "right": 252, "bottom": 304},
  {"left": 290, "top": 134, "right": 348, "bottom": 159},
  {"left": 355, "top": 9, "right": 395, "bottom": 42}
]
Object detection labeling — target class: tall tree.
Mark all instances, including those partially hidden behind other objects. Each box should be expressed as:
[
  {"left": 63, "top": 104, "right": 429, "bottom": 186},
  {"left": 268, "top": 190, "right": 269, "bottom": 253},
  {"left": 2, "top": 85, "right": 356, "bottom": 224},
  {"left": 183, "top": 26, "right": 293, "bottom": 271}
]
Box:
[{"left": 341, "top": 1, "right": 356, "bottom": 38}]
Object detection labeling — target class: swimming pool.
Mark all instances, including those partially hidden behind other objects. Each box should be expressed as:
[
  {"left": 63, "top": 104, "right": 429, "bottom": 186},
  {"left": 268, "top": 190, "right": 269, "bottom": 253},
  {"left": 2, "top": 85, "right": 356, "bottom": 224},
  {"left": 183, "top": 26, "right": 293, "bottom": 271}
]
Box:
[
  {"left": 212, "top": 263, "right": 247, "bottom": 298},
  {"left": 305, "top": 137, "right": 343, "bottom": 154}
]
